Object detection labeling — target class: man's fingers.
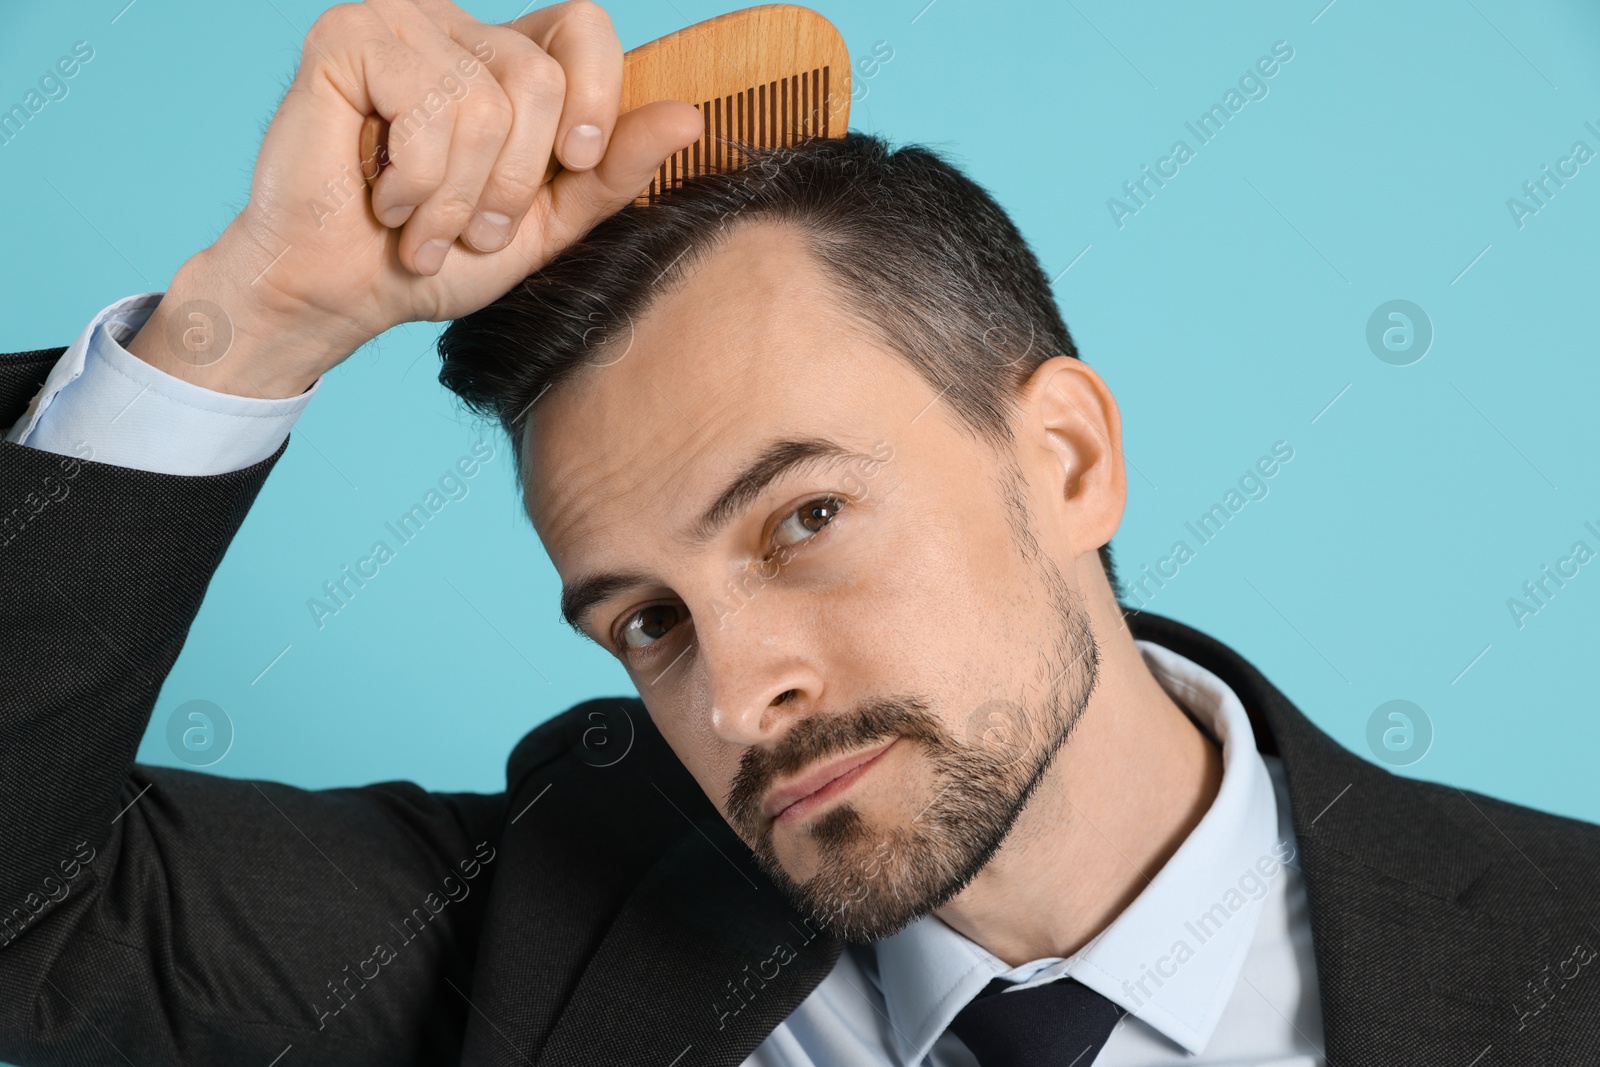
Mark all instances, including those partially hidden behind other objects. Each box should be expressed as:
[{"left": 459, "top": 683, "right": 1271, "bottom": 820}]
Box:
[
  {"left": 374, "top": 31, "right": 518, "bottom": 274},
  {"left": 507, "top": 0, "right": 624, "bottom": 173},
  {"left": 437, "top": 23, "right": 567, "bottom": 254},
  {"left": 542, "top": 100, "right": 703, "bottom": 248},
  {"left": 398, "top": 0, "right": 626, "bottom": 256},
  {"left": 362, "top": 37, "right": 468, "bottom": 232}
]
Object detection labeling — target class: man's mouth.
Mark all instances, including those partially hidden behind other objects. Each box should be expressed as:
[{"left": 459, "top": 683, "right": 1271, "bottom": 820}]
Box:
[{"left": 761, "top": 737, "right": 900, "bottom": 825}]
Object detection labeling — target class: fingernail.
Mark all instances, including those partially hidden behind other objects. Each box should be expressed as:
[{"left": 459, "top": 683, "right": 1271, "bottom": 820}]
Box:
[
  {"left": 415, "top": 238, "right": 451, "bottom": 275},
  {"left": 563, "top": 123, "right": 604, "bottom": 169},
  {"left": 464, "top": 210, "right": 512, "bottom": 251},
  {"left": 379, "top": 203, "right": 416, "bottom": 228}
]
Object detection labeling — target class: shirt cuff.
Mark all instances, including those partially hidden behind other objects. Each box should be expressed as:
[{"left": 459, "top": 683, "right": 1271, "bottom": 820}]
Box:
[{"left": 4, "top": 292, "right": 321, "bottom": 476}]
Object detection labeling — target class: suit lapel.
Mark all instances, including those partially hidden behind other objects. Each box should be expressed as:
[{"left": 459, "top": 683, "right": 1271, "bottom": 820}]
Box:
[
  {"left": 455, "top": 700, "right": 712, "bottom": 1067},
  {"left": 457, "top": 697, "right": 843, "bottom": 1067},
  {"left": 533, "top": 813, "right": 843, "bottom": 1067}
]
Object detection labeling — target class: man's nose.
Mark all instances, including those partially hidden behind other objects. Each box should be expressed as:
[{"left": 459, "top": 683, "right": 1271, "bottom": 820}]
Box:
[{"left": 697, "top": 593, "right": 826, "bottom": 747}]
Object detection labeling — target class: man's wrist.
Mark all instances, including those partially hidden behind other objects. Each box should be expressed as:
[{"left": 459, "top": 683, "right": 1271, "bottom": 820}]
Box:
[{"left": 124, "top": 247, "right": 348, "bottom": 400}]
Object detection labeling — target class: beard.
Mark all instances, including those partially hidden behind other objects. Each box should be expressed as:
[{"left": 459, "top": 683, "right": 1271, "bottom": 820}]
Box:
[{"left": 723, "top": 547, "right": 1101, "bottom": 943}]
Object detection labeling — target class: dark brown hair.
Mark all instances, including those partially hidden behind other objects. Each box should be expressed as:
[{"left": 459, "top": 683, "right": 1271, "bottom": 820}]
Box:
[{"left": 437, "top": 131, "right": 1120, "bottom": 598}]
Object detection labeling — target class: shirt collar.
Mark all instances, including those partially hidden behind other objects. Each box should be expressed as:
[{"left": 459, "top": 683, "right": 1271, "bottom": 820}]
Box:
[{"left": 869, "top": 638, "right": 1282, "bottom": 1063}]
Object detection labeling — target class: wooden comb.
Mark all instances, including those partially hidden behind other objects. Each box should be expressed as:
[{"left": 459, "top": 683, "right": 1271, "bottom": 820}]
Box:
[{"left": 358, "top": 4, "right": 851, "bottom": 205}]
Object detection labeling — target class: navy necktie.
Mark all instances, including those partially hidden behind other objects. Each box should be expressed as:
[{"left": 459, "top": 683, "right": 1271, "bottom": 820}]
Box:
[{"left": 947, "top": 975, "right": 1126, "bottom": 1066}]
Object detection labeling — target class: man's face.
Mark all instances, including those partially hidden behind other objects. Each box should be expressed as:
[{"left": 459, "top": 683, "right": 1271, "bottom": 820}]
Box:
[{"left": 525, "top": 222, "right": 1100, "bottom": 942}]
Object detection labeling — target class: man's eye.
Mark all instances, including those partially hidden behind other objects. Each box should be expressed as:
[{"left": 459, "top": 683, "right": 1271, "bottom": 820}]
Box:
[
  {"left": 773, "top": 496, "right": 843, "bottom": 552},
  {"left": 618, "top": 604, "right": 683, "bottom": 650}
]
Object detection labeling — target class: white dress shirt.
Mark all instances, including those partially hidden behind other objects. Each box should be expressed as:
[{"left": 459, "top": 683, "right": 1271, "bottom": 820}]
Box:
[{"left": 8, "top": 295, "right": 1327, "bottom": 1066}]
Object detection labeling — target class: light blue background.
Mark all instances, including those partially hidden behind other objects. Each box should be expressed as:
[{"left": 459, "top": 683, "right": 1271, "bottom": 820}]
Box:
[{"left": 4, "top": 0, "right": 1597, "bottom": 833}]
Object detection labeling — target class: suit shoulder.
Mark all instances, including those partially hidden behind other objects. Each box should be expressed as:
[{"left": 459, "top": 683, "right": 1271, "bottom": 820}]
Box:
[
  {"left": 504, "top": 695, "right": 653, "bottom": 785},
  {"left": 1411, "top": 775, "right": 1600, "bottom": 916},
  {"left": 0, "top": 345, "right": 69, "bottom": 427},
  {"left": 1454, "top": 783, "right": 1600, "bottom": 861}
]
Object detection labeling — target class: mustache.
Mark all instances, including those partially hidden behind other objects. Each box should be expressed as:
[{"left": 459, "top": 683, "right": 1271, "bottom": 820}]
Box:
[{"left": 724, "top": 696, "right": 953, "bottom": 836}]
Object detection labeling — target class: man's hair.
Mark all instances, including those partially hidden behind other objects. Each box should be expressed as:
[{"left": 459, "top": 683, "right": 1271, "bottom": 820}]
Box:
[{"left": 437, "top": 130, "right": 1121, "bottom": 600}]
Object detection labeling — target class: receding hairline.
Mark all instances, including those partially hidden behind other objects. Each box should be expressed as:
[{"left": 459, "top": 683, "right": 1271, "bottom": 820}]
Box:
[{"left": 514, "top": 215, "right": 1012, "bottom": 483}]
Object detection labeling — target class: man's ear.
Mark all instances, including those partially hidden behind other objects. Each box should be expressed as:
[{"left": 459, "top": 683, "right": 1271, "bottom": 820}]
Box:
[{"left": 1017, "top": 356, "right": 1127, "bottom": 559}]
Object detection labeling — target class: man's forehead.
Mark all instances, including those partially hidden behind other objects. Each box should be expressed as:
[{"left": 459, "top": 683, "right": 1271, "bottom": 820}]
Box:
[{"left": 519, "top": 222, "right": 927, "bottom": 559}]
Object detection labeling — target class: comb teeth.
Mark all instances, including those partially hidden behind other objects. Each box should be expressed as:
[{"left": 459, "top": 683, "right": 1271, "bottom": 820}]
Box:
[{"left": 645, "top": 65, "right": 833, "bottom": 204}]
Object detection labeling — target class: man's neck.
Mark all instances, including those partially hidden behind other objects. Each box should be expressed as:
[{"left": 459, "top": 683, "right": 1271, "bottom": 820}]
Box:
[{"left": 931, "top": 614, "right": 1225, "bottom": 967}]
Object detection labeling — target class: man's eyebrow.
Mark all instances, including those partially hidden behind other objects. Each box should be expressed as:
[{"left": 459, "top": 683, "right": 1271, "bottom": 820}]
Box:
[
  {"left": 690, "top": 437, "right": 869, "bottom": 545},
  {"left": 560, "top": 570, "right": 654, "bottom": 636},
  {"left": 557, "top": 438, "right": 868, "bottom": 636}
]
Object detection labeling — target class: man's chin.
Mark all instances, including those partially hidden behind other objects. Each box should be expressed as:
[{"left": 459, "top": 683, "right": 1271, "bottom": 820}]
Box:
[
  {"left": 754, "top": 810, "right": 957, "bottom": 943},
  {"left": 764, "top": 798, "right": 892, "bottom": 884}
]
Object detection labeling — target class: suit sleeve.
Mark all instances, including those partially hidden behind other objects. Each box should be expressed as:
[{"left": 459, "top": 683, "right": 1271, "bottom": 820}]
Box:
[{"left": 0, "top": 343, "right": 509, "bottom": 1067}]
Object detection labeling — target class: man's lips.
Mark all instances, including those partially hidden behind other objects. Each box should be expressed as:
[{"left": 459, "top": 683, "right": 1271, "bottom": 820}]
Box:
[{"left": 762, "top": 738, "right": 899, "bottom": 824}]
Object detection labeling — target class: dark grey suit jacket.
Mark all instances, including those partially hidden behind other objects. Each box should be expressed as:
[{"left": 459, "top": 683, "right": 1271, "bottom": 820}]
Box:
[{"left": 2, "top": 341, "right": 1598, "bottom": 1067}]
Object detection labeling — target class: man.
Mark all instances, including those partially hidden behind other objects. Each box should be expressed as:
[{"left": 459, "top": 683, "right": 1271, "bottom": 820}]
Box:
[{"left": 2, "top": 1, "right": 1597, "bottom": 1065}]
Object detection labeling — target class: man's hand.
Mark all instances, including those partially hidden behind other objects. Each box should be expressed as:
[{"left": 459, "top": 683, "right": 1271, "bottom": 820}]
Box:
[{"left": 127, "top": 0, "right": 702, "bottom": 399}]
